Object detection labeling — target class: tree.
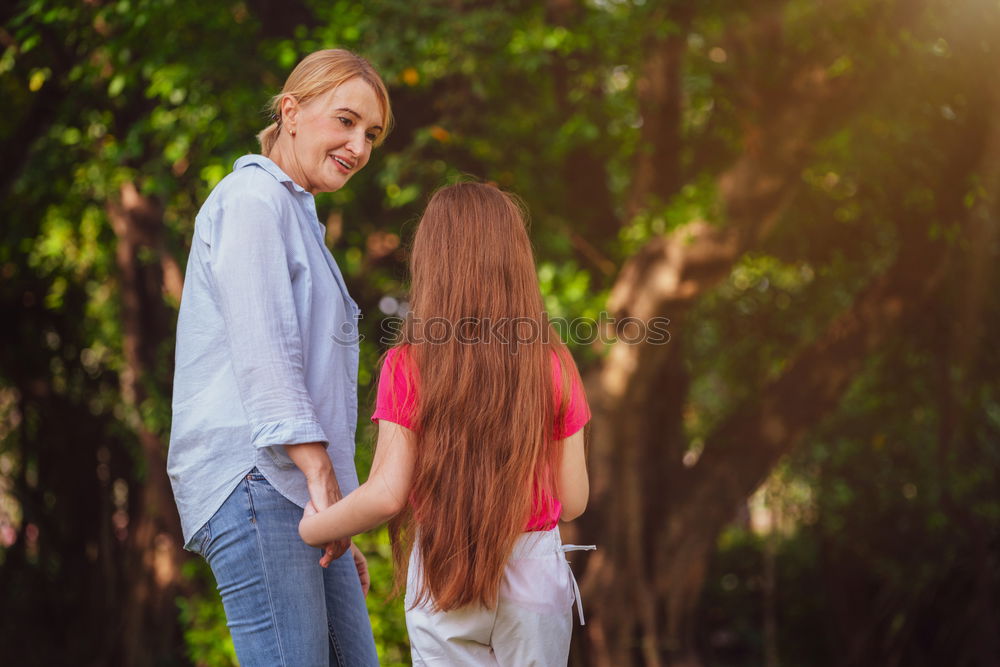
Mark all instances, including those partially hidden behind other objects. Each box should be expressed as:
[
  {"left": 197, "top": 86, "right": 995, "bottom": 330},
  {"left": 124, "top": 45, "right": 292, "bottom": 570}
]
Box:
[
  {"left": 2, "top": 1, "right": 998, "bottom": 665},
  {"left": 573, "top": 1, "right": 1000, "bottom": 664}
]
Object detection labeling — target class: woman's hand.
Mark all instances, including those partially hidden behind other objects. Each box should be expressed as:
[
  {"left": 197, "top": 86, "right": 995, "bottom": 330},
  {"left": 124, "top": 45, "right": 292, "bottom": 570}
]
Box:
[
  {"left": 286, "top": 442, "right": 350, "bottom": 566},
  {"left": 305, "top": 468, "right": 350, "bottom": 567},
  {"left": 351, "top": 542, "right": 371, "bottom": 597},
  {"left": 300, "top": 515, "right": 369, "bottom": 595},
  {"left": 294, "top": 425, "right": 416, "bottom": 567}
]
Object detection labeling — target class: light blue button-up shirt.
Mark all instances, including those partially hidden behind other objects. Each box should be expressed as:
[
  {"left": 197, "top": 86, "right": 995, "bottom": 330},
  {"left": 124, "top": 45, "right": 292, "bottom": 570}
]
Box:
[{"left": 168, "top": 154, "right": 361, "bottom": 547}]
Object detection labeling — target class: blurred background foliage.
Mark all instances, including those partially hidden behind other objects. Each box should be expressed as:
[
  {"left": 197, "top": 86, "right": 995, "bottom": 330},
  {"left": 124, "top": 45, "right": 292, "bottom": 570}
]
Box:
[{"left": 1, "top": 0, "right": 998, "bottom": 665}]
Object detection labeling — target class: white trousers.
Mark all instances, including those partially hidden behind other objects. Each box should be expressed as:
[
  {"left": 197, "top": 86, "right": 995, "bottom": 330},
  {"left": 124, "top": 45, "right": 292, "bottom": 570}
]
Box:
[{"left": 405, "top": 527, "right": 594, "bottom": 666}]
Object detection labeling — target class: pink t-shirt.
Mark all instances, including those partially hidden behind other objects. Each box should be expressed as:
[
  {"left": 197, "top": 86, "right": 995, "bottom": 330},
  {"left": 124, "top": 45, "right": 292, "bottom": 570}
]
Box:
[{"left": 371, "top": 346, "right": 591, "bottom": 531}]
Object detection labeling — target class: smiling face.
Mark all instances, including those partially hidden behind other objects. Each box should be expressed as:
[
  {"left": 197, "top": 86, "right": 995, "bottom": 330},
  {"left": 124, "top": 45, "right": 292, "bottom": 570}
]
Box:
[{"left": 274, "top": 77, "right": 385, "bottom": 194}]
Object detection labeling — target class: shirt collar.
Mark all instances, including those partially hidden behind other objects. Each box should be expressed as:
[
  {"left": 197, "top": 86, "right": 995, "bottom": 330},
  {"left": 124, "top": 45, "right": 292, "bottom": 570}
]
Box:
[{"left": 233, "top": 154, "right": 311, "bottom": 196}]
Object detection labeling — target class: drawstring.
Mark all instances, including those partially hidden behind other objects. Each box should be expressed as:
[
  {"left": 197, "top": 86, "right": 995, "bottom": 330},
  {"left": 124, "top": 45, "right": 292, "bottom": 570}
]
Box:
[{"left": 560, "top": 544, "right": 596, "bottom": 625}]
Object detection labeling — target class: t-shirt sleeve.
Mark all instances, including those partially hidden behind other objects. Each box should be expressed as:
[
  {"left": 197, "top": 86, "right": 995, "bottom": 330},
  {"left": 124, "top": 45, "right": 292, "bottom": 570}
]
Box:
[
  {"left": 553, "top": 352, "right": 591, "bottom": 439},
  {"left": 371, "top": 347, "right": 417, "bottom": 430}
]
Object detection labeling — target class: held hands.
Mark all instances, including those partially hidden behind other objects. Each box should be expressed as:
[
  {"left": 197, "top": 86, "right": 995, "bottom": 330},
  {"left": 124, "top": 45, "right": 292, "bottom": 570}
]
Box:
[
  {"left": 301, "top": 501, "right": 370, "bottom": 597},
  {"left": 304, "top": 468, "right": 350, "bottom": 567}
]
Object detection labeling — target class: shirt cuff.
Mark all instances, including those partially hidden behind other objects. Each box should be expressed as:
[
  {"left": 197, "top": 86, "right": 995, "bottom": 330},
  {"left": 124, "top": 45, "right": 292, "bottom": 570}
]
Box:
[{"left": 251, "top": 418, "right": 329, "bottom": 448}]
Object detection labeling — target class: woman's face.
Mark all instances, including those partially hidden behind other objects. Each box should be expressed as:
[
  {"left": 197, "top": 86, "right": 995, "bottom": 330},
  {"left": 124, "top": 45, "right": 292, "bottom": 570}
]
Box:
[{"left": 282, "top": 77, "right": 384, "bottom": 194}]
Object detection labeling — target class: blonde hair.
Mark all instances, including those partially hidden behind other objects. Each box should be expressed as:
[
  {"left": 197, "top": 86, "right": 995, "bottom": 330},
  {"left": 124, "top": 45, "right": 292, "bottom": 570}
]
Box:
[{"left": 257, "top": 49, "right": 392, "bottom": 156}]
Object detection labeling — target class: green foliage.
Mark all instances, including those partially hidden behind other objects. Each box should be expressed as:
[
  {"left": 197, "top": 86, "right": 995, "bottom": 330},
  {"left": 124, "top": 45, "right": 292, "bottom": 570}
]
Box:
[
  {"left": 618, "top": 177, "right": 722, "bottom": 256},
  {"left": 2, "top": 0, "right": 999, "bottom": 664},
  {"left": 355, "top": 526, "right": 410, "bottom": 666},
  {"left": 177, "top": 560, "right": 239, "bottom": 667}
]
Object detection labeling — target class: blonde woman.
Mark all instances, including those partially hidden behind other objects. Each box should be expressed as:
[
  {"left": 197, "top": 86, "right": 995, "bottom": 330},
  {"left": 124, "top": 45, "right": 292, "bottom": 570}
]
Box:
[{"left": 168, "top": 49, "right": 391, "bottom": 666}]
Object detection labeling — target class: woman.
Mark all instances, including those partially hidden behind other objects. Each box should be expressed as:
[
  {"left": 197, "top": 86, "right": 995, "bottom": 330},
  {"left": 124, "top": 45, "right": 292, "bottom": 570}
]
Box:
[{"left": 168, "top": 49, "right": 391, "bottom": 666}]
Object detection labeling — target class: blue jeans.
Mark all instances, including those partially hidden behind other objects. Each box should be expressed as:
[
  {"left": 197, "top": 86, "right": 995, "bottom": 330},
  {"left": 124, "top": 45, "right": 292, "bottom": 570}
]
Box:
[{"left": 189, "top": 468, "right": 379, "bottom": 666}]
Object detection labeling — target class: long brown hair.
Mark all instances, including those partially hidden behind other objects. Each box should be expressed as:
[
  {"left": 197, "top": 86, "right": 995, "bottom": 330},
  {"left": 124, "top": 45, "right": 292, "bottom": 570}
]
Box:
[{"left": 387, "top": 182, "right": 579, "bottom": 611}]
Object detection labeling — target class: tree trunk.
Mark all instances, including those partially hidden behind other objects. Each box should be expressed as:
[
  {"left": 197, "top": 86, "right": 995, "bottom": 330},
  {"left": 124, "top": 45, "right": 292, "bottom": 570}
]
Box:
[
  {"left": 107, "top": 181, "right": 186, "bottom": 666},
  {"left": 939, "top": 56, "right": 1000, "bottom": 667},
  {"left": 575, "top": 55, "right": 865, "bottom": 667},
  {"left": 546, "top": 0, "right": 621, "bottom": 262},
  {"left": 571, "top": 3, "right": 958, "bottom": 664},
  {"left": 627, "top": 6, "right": 691, "bottom": 218}
]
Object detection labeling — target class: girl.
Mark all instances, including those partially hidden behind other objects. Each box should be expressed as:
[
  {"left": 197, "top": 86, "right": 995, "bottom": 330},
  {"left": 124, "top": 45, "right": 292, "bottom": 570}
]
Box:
[{"left": 299, "top": 182, "right": 593, "bottom": 665}]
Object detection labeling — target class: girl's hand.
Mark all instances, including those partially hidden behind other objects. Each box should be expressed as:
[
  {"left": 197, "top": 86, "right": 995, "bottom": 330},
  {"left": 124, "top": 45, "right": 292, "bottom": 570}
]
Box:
[
  {"left": 299, "top": 500, "right": 344, "bottom": 567},
  {"left": 351, "top": 542, "right": 371, "bottom": 597}
]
